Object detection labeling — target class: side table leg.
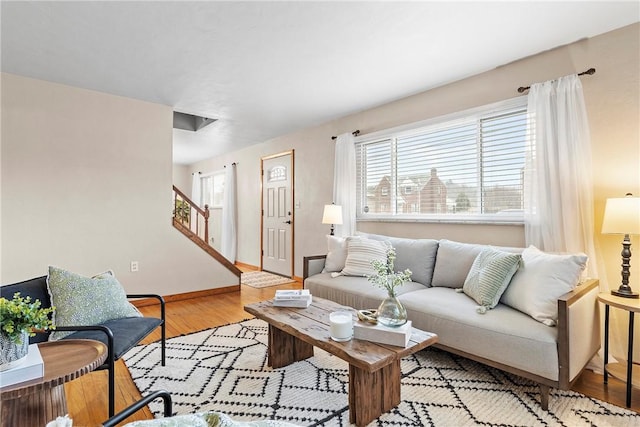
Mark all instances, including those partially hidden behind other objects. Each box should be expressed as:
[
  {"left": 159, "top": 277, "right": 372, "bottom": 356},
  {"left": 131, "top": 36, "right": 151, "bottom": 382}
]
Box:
[
  {"left": 627, "top": 311, "right": 634, "bottom": 408},
  {"left": 604, "top": 305, "right": 610, "bottom": 384},
  {"left": 0, "top": 384, "right": 67, "bottom": 427}
]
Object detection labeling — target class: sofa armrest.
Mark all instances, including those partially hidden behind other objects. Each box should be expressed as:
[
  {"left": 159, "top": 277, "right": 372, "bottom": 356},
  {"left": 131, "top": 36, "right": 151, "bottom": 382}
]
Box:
[
  {"left": 303, "top": 255, "right": 327, "bottom": 280},
  {"left": 557, "top": 278, "right": 600, "bottom": 387}
]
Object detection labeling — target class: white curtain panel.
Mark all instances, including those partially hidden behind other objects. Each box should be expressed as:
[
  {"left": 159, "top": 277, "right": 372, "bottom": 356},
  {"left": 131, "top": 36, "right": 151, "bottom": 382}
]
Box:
[
  {"left": 524, "top": 74, "right": 597, "bottom": 278},
  {"left": 221, "top": 164, "right": 237, "bottom": 262},
  {"left": 333, "top": 132, "right": 356, "bottom": 237},
  {"left": 525, "top": 75, "right": 612, "bottom": 369}
]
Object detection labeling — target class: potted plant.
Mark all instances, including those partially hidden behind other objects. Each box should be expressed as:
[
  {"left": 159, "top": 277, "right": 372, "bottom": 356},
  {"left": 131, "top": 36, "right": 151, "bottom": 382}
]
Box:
[
  {"left": 0, "top": 293, "right": 54, "bottom": 370},
  {"left": 368, "top": 247, "right": 412, "bottom": 327}
]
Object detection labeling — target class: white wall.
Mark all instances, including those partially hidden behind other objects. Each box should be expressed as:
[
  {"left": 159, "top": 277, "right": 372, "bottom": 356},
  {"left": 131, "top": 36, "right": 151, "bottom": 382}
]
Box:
[
  {"left": 186, "top": 24, "right": 639, "bottom": 286},
  {"left": 1, "top": 73, "right": 238, "bottom": 293}
]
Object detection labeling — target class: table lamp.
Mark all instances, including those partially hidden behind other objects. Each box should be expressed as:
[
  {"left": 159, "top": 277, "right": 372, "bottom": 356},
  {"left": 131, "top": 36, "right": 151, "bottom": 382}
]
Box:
[
  {"left": 601, "top": 193, "right": 640, "bottom": 298},
  {"left": 322, "top": 204, "right": 343, "bottom": 236}
]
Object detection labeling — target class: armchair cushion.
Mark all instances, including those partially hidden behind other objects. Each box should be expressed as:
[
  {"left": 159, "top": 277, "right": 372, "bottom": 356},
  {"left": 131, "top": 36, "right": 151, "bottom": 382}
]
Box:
[
  {"left": 47, "top": 266, "right": 141, "bottom": 340},
  {"left": 63, "top": 316, "right": 162, "bottom": 360}
]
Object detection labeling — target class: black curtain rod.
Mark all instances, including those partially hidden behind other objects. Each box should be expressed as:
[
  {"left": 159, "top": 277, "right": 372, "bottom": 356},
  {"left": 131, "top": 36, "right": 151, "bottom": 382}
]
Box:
[
  {"left": 517, "top": 68, "right": 595, "bottom": 93},
  {"left": 223, "top": 162, "right": 237, "bottom": 168},
  {"left": 331, "top": 130, "right": 361, "bottom": 140},
  {"left": 191, "top": 171, "right": 202, "bottom": 175}
]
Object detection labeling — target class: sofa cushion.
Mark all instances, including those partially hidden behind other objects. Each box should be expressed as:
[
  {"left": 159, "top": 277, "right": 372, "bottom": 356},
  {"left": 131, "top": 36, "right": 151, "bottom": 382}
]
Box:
[
  {"left": 399, "top": 287, "right": 560, "bottom": 381},
  {"left": 432, "top": 240, "right": 523, "bottom": 288},
  {"left": 304, "top": 272, "right": 426, "bottom": 311},
  {"left": 339, "top": 237, "right": 390, "bottom": 277},
  {"left": 431, "top": 240, "right": 486, "bottom": 288},
  {"left": 322, "top": 235, "right": 347, "bottom": 273},
  {"left": 501, "top": 246, "right": 588, "bottom": 326},
  {"left": 461, "top": 248, "right": 521, "bottom": 313},
  {"left": 357, "top": 233, "right": 439, "bottom": 286},
  {"left": 47, "top": 266, "right": 141, "bottom": 340}
]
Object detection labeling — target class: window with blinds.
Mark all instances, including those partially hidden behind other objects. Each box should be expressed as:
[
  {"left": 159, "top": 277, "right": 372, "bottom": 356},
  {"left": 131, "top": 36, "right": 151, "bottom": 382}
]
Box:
[{"left": 356, "top": 98, "right": 528, "bottom": 223}]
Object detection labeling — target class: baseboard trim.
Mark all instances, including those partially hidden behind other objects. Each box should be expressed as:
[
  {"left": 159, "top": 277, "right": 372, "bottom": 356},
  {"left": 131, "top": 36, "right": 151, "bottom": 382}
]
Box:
[
  {"left": 234, "top": 261, "right": 303, "bottom": 284},
  {"left": 235, "top": 261, "right": 259, "bottom": 271},
  {"left": 130, "top": 285, "right": 241, "bottom": 307}
]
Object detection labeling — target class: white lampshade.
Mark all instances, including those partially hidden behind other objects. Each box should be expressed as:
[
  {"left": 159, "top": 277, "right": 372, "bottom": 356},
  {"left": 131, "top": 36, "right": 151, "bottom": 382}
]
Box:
[
  {"left": 322, "top": 204, "right": 343, "bottom": 225},
  {"left": 602, "top": 195, "right": 640, "bottom": 235}
]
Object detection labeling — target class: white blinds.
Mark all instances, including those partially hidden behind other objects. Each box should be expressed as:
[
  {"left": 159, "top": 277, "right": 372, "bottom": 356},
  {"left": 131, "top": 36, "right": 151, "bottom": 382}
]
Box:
[{"left": 356, "top": 105, "right": 528, "bottom": 221}]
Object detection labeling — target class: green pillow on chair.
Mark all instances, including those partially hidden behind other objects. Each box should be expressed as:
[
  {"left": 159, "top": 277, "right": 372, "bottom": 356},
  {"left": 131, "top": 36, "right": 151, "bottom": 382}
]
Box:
[{"left": 47, "top": 266, "right": 141, "bottom": 340}]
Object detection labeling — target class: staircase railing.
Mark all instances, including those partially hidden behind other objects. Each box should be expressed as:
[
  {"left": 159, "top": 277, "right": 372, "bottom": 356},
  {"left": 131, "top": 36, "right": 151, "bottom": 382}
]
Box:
[
  {"left": 172, "top": 185, "right": 209, "bottom": 243},
  {"left": 172, "top": 186, "right": 242, "bottom": 278}
]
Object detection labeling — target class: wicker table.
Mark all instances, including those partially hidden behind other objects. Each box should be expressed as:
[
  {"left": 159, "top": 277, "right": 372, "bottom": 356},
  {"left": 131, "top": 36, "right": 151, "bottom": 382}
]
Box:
[
  {"left": 245, "top": 296, "right": 438, "bottom": 426},
  {"left": 1, "top": 339, "right": 107, "bottom": 427}
]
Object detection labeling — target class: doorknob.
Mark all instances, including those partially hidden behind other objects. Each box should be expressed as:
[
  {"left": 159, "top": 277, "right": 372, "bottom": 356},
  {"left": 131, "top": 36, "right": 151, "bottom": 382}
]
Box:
[{"left": 283, "top": 220, "right": 292, "bottom": 224}]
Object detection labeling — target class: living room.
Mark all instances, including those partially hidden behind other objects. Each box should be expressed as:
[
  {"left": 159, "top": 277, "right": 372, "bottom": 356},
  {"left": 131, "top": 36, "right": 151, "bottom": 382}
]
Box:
[{"left": 1, "top": 1, "right": 639, "bottom": 426}]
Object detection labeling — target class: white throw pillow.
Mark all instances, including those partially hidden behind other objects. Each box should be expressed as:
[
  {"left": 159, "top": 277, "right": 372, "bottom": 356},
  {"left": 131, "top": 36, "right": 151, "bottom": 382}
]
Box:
[
  {"left": 339, "top": 237, "right": 390, "bottom": 277},
  {"left": 500, "top": 245, "right": 588, "bottom": 326},
  {"left": 323, "top": 235, "right": 348, "bottom": 273}
]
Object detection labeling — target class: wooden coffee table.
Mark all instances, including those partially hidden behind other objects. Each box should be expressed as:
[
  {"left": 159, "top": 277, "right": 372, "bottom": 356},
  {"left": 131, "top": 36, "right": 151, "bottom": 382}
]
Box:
[
  {"left": 1, "top": 339, "right": 107, "bottom": 427},
  {"left": 245, "top": 296, "right": 438, "bottom": 426}
]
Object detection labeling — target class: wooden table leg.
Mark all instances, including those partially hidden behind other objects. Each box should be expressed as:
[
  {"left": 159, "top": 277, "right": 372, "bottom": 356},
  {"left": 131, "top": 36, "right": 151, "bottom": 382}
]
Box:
[
  {"left": 0, "top": 384, "right": 66, "bottom": 427},
  {"left": 267, "top": 324, "right": 314, "bottom": 369},
  {"left": 349, "top": 360, "right": 401, "bottom": 426}
]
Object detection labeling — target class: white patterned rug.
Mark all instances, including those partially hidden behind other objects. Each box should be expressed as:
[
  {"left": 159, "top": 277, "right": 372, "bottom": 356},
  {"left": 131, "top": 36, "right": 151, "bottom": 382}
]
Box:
[
  {"left": 123, "top": 319, "right": 639, "bottom": 426},
  {"left": 242, "top": 271, "right": 296, "bottom": 288}
]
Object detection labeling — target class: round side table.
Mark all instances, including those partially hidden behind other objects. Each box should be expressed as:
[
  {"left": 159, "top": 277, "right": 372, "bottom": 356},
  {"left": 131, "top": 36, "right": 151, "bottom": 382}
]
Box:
[
  {"left": 1, "top": 339, "right": 107, "bottom": 427},
  {"left": 598, "top": 292, "right": 640, "bottom": 408}
]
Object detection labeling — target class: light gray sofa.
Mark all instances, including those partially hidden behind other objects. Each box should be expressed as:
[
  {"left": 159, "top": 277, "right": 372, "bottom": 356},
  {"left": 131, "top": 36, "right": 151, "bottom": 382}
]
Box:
[{"left": 303, "top": 233, "right": 600, "bottom": 410}]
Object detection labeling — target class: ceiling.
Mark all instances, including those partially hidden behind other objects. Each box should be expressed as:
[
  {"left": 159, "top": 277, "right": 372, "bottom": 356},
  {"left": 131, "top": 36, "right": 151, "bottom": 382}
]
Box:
[{"left": 2, "top": 2, "right": 638, "bottom": 165}]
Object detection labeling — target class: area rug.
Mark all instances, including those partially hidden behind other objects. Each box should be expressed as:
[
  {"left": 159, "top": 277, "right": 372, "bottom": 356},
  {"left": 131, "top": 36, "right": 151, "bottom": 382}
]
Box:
[
  {"left": 123, "top": 319, "right": 639, "bottom": 426},
  {"left": 242, "top": 271, "right": 296, "bottom": 288}
]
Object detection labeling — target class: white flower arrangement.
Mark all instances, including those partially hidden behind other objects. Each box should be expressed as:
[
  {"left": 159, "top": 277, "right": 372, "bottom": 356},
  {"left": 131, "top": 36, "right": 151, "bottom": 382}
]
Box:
[{"left": 367, "top": 247, "right": 412, "bottom": 297}]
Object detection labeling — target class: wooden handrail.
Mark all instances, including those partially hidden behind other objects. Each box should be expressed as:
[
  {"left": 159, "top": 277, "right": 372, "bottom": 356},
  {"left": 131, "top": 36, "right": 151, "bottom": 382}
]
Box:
[
  {"left": 172, "top": 185, "right": 209, "bottom": 244},
  {"left": 172, "top": 185, "right": 207, "bottom": 217},
  {"left": 171, "top": 185, "right": 240, "bottom": 278}
]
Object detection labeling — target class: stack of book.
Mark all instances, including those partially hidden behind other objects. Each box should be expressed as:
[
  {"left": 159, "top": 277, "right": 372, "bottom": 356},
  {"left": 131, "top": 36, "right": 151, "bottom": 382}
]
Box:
[
  {"left": 354, "top": 320, "right": 413, "bottom": 347},
  {"left": 0, "top": 344, "right": 44, "bottom": 387},
  {"left": 273, "top": 289, "right": 312, "bottom": 308}
]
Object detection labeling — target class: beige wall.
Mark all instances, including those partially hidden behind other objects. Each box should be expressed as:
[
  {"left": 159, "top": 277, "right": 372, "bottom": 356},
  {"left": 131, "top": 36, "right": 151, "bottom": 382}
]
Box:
[
  {"left": 186, "top": 24, "right": 639, "bottom": 295},
  {"left": 1, "top": 73, "right": 238, "bottom": 293},
  {"left": 172, "top": 164, "right": 191, "bottom": 193}
]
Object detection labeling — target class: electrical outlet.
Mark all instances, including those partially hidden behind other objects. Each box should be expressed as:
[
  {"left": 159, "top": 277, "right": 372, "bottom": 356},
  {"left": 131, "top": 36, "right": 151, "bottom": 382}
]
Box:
[{"left": 130, "top": 261, "right": 139, "bottom": 272}]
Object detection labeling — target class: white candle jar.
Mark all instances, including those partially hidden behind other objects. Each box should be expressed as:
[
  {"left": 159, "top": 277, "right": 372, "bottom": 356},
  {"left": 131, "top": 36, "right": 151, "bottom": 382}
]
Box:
[{"left": 329, "top": 311, "right": 353, "bottom": 342}]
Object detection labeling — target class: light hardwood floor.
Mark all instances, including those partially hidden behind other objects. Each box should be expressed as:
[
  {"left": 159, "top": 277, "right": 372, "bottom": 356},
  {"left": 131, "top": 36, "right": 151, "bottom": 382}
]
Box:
[{"left": 65, "top": 278, "right": 639, "bottom": 426}]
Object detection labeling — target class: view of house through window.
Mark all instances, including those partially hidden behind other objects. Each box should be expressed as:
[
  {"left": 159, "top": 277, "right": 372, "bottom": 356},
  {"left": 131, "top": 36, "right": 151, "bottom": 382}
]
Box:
[
  {"left": 200, "top": 171, "right": 225, "bottom": 208},
  {"left": 356, "top": 98, "right": 528, "bottom": 222}
]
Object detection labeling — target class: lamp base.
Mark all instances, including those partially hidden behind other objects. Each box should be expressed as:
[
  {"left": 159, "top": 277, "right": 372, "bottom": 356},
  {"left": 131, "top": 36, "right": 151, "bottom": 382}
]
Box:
[{"left": 612, "top": 288, "right": 639, "bottom": 299}]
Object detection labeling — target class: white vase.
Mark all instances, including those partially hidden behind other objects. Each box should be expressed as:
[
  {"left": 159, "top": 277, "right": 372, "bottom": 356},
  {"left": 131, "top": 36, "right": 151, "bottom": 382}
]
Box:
[{"left": 0, "top": 330, "right": 29, "bottom": 371}]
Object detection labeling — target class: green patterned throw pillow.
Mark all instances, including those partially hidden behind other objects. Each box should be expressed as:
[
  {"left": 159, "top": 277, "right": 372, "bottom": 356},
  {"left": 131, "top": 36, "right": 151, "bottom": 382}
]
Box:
[
  {"left": 459, "top": 248, "right": 521, "bottom": 314},
  {"left": 47, "top": 266, "right": 141, "bottom": 340}
]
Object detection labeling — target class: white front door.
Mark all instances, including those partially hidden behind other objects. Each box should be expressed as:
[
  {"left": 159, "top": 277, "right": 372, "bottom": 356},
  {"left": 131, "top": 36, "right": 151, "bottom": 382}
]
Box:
[{"left": 261, "top": 151, "right": 293, "bottom": 277}]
